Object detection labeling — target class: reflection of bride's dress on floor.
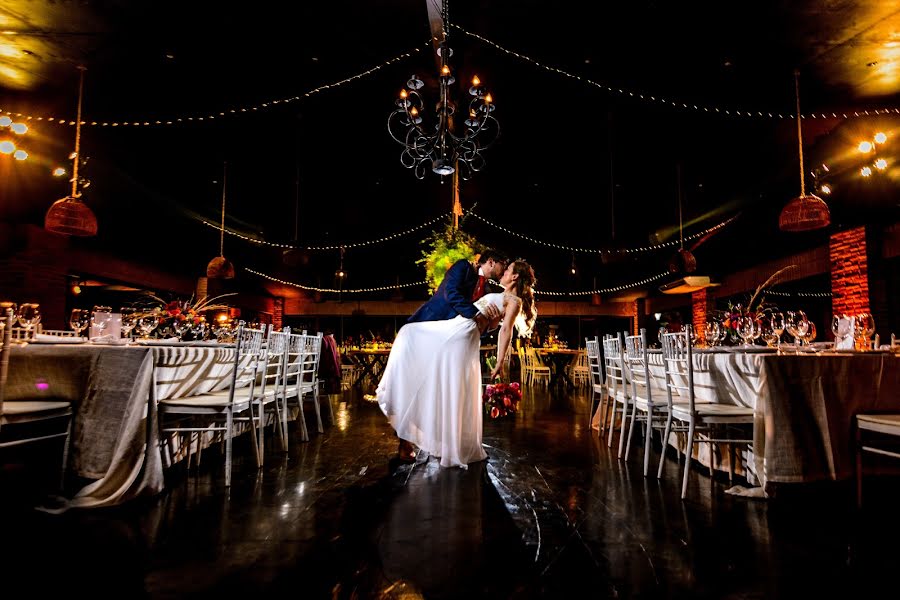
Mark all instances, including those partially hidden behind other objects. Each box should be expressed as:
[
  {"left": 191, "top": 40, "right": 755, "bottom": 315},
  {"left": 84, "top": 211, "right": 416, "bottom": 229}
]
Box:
[{"left": 375, "top": 313, "right": 487, "bottom": 468}]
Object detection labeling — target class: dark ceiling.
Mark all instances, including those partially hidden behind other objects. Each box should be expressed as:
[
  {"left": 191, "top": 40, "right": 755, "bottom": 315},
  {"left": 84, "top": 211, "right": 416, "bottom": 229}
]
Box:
[{"left": 1, "top": 0, "right": 900, "bottom": 302}]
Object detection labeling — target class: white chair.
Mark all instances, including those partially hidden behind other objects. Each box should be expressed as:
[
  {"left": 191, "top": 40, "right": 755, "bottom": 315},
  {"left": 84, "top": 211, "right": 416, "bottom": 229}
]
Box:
[
  {"left": 585, "top": 337, "right": 606, "bottom": 430},
  {"left": 623, "top": 329, "right": 669, "bottom": 476},
  {"left": 260, "top": 327, "right": 291, "bottom": 453},
  {"left": 566, "top": 349, "right": 590, "bottom": 387},
  {"left": 603, "top": 332, "right": 630, "bottom": 457},
  {"left": 657, "top": 325, "right": 755, "bottom": 499},
  {"left": 158, "top": 324, "right": 265, "bottom": 487},
  {"left": 283, "top": 331, "right": 325, "bottom": 442},
  {"left": 856, "top": 413, "right": 900, "bottom": 507},
  {"left": 0, "top": 308, "right": 74, "bottom": 491}
]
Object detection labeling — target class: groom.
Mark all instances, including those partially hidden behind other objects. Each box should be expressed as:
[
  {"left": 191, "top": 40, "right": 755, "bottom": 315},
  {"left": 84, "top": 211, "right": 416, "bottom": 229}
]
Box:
[
  {"left": 408, "top": 248, "right": 509, "bottom": 330},
  {"left": 393, "top": 249, "right": 508, "bottom": 462}
]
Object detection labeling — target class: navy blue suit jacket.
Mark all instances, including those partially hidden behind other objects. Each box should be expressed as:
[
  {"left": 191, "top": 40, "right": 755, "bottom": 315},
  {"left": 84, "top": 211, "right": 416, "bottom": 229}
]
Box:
[{"left": 408, "top": 259, "right": 479, "bottom": 323}]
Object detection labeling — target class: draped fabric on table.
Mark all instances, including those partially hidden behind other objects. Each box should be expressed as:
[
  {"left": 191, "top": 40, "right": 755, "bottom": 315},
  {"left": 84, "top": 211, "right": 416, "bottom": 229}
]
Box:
[
  {"left": 7, "top": 344, "right": 240, "bottom": 510},
  {"left": 758, "top": 354, "right": 900, "bottom": 484},
  {"left": 7, "top": 345, "right": 160, "bottom": 509},
  {"left": 591, "top": 348, "right": 900, "bottom": 493}
]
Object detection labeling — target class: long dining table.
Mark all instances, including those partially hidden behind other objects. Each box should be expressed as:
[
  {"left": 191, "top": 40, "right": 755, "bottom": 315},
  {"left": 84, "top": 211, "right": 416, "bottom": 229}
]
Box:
[
  {"left": 5, "top": 341, "right": 237, "bottom": 509},
  {"left": 598, "top": 346, "right": 900, "bottom": 493}
]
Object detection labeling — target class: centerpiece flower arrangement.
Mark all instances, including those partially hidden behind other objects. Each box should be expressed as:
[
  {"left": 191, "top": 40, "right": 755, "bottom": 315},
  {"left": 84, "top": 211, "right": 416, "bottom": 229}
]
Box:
[
  {"left": 717, "top": 265, "right": 795, "bottom": 344},
  {"left": 146, "top": 293, "right": 237, "bottom": 338},
  {"left": 483, "top": 356, "right": 522, "bottom": 419}
]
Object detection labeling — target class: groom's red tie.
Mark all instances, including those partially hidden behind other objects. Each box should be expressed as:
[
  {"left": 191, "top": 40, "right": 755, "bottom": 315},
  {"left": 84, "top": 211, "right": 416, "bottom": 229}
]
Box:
[{"left": 472, "top": 275, "right": 487, "bottom": 301}]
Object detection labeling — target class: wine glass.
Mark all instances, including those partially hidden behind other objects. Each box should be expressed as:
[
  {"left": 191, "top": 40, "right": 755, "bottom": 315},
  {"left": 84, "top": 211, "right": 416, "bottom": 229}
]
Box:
[
  {"left": 69, "top": 308, "right": 91, "bottom": 338},
  {"left": 17, "top": 303, "right": 41, "bottom": 339},
  {"left": 739, "top": 316, "right": 760, "bottom": 347},
  {"left": 705, "top": 321, "right": 720, "bottom": 347},
  {"left": 771, "top": 313, "right": 786, "bottom": 351},
  {"left": 760, "top": 318, "right": 779, "bottom": 347},
  {"left": 91, "top": 305, "right": 112, "bottom": 338},
  {"left": 855, "top": 313, "right": 876, "bottom": 350},
  {"left": 120, "top": 307, "right": 138, "bottom": 340},
  {"left": 802, "top": 321, "right": 817, "bottom": 348},
  {"left": 136, "top": 310, "right": 161, "bottom": 340},
  {"left": 831, "top": 314, "right": 847, "bottom": 347}
]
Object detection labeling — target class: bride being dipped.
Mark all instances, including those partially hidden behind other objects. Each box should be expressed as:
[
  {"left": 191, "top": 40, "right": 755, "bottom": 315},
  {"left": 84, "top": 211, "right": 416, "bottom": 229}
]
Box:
[{"left": 375, "top": 259, "right": 537, "bottom": 468}]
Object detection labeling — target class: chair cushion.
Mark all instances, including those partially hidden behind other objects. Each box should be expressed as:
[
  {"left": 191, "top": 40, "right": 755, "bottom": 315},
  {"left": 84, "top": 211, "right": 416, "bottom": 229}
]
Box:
[
  {"left": 2, "top": 400, "right": 71, "bottom": 415},
  {"left": 857, "top": 414, "right": 900, "bottom": 433}
]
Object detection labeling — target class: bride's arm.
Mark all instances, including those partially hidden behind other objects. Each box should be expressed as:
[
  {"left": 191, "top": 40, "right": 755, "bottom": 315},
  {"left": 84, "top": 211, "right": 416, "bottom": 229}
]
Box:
[{"left": 490, "top": 299, "right": 520, "bottom": 380}]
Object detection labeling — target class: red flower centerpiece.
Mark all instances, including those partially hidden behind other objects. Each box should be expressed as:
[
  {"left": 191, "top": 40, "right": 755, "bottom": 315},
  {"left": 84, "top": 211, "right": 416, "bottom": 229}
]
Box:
[{"left": 483, "top": 381, "right": 522, "bottom": 419}]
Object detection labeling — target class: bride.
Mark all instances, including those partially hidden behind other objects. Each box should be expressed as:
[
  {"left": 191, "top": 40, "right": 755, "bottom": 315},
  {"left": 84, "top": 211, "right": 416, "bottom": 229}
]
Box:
[{"left": 375, "top": 259, "right": 537, "bottom": 468}]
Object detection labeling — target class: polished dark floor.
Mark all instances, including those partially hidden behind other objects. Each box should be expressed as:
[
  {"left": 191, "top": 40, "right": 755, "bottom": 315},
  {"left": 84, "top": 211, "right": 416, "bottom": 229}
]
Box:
[{"left": 3, "top": 382, "right": 900, "bottom": 599}]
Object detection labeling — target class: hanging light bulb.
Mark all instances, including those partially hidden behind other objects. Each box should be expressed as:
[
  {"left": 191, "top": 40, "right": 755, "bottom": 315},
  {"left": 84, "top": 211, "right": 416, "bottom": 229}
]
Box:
[
  {"left": 207, "top": 162, "right": 235, "bottom": 279},
  {"left": 45, "top": 66, "right": 98, "bottom": 237}
]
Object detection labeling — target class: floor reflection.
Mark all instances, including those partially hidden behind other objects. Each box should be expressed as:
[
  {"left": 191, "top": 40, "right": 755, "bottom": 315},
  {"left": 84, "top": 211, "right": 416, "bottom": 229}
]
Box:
[{"left": 3, "top": 384, "right": 899, "bottom": 597}]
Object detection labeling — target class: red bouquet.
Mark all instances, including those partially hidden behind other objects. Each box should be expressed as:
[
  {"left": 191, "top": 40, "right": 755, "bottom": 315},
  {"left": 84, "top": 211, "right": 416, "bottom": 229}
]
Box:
[{"left": 483, "top": 381, "right": 522, "bottom": 419}]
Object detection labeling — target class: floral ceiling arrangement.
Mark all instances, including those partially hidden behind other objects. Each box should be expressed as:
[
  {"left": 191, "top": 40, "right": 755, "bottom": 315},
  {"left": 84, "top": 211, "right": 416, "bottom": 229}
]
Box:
[{"left": 418, "top": 225, "right": 482, "bottom": 294}]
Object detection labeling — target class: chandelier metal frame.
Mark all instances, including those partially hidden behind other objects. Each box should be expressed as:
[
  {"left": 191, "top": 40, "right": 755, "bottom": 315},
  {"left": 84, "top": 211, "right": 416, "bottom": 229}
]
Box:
[{"left": 387, "top": 8, "right": 498, "bottom": 180}]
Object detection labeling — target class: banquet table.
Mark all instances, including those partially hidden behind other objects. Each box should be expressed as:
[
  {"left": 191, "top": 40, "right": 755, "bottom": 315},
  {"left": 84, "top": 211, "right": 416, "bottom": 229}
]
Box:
[
  {"left": 632, "top": 347, "right": 900, "bottom": 491},
  {"left": 5, "top": 341, "right": 237, "bottom": 509},
  {"left": 345, "top": 349, "right": 391, "bottom": 389},
  {"left": 537, "top": 348, "right": 581, "bottom": 389}
]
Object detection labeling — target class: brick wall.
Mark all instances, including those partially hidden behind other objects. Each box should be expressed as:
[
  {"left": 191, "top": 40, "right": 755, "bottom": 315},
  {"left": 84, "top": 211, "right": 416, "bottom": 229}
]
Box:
[
  {"left": 830, "top": 227, "right": 870, "bottom": 316},
  {"left": 692, "top": 289, "right": 708, "bottom": 341},
  {"left": 273, "top": 297, "right": 284, "bottom": 331}
]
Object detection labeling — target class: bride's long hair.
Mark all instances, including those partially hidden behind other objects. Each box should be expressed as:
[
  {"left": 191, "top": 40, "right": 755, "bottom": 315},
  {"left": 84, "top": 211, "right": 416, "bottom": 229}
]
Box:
[{"left": 510, "top": 260, "right": 537, "bottom": 335}]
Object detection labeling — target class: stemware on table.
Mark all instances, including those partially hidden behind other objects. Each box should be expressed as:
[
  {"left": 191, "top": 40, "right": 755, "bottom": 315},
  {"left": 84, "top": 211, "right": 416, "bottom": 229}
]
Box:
[
  {"left": 17, "top": 303, "right": 41, "bottom": 339},
  {"left": 120, "top": 307, "right": 138, "bottom": 340},
  {"left": 69, "top": 308, "right": 91, "bottom": 337},
  {"left": 91, "top": 305, "right": 112, "bottom": 338}
]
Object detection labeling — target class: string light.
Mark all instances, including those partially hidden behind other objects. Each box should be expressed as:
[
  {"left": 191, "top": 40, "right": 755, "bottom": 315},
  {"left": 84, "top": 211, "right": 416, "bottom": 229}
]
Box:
[
  {"left": 465, "top": 210, "right": 738, "bottom": 254},
  {"left": 247, "top": 268, "right": 668, "bottom": 297},
  {"left": 199, "top": 212, "right": 451, "bottom": 250},
  {"left": 533, "top": 272, "right": 670, "bottom": 296},
  {"left": 245, "top": 268, "right": 428, "bottom": 294},
  {"left": 0, "top": 43, "right": 428, "bottom": 128},
  {"left": 762, "top": 289, "right": 832, "bottom": 298},
  {"left": 453, "top": 24, "right": 900, "bottom": 121}
]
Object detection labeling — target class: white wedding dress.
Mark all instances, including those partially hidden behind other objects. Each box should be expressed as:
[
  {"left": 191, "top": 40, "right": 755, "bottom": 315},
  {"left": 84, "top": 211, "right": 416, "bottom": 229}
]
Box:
[{"left": 375, "top": 292, "right": 520, "bottom": 468}]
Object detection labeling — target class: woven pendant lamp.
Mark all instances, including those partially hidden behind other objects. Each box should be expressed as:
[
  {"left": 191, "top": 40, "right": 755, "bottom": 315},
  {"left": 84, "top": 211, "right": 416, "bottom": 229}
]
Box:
[
  {"left": 779, "top": 70, "right": 830, "bottom": 232},
  {"left": 45, "top": 66, "right": 98, "bottom": 237},
  {"left": 207, "top": 163, "right": 235, "bottom": 279}
]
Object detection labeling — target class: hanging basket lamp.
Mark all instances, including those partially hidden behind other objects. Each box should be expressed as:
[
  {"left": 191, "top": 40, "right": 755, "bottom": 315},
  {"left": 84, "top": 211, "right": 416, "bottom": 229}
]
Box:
[
  {"left": 45, "top": 66, "right": 97, "bottom": 237},
  {"left": 779, "top": 70, "right": 830, "bottom": 232},
  {"left": 207, "top": 162, "right": 235, "bottom": 279}
]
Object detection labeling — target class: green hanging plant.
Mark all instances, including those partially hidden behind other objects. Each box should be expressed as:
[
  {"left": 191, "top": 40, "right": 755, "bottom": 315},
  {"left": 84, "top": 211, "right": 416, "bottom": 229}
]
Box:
[{"left": 418, "top": 225, "right": 482, "bottom": 294}]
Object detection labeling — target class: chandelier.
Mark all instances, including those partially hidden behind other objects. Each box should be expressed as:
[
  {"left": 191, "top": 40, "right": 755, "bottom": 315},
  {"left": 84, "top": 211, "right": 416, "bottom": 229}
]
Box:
[{"left": 387, "top": 21, "right": 498, "bottom": 179}]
